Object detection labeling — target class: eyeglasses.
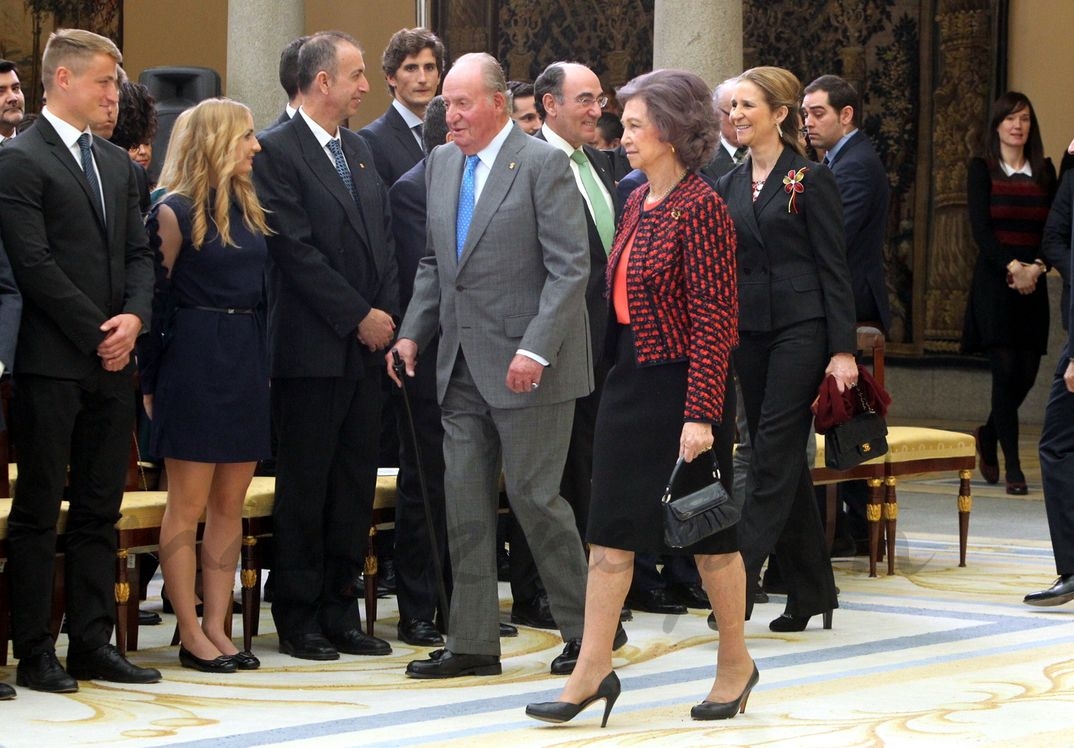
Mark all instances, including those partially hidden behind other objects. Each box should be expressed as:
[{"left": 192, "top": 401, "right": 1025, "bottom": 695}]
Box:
[{"left": 575, "top": 93, "right": 609, "bottom": 109}]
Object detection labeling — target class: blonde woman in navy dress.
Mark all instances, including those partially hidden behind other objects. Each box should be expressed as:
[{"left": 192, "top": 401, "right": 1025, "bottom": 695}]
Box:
[{"left": 138, "top": 98, "right": 271, "bottom": 672}]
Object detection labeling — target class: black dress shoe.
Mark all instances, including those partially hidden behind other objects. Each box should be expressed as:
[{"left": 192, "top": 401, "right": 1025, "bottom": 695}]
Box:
[
  {"left": 1024, "top": 575, "right": 1074, "bottom": 606},
  {"left": 279, "top": 633, "right": 339, "bottom": 661},
  {"left": 405, "top": 648, "right": 501, "bottom": 679},
  {"left": 179, "top": 646, "right": 237, "bottom": 673},
  {"left": 16, "top": 651, "right": 78, "bottom": 693},
  {"left": 0, "top": 682, "right": 14, "bottom": 700},
  {"left": 139, "top": 609, "right": 162, "bottom": 626},
  {"left": 526, "top": 670, "right": 620, "bottom": 728},
  {"left": 397, "top": 618, "right": 445, "bottom": 647},
  {"left": 328, "top": 628, "right": 392, "bottom": 656},
  {"left": 549, "top": 624, "right": 628, "bottom": 675},
  {"left": 669, "top": 583, "right": 711, "bottom": 609},
  {"left": 511, "top": 594, "right": 557, "bottom": 629},
  {"left": 499, "top": 622, "right": 519, "bottom": 637},
  {"left": 625, "top": 588, "right": 687, "bottom": 615},
  {"left": 67, "top": 643, "right": 162, "bottom": 683},
  {"left": 229, "top": 650, "right": 261, "bottom": 670}
]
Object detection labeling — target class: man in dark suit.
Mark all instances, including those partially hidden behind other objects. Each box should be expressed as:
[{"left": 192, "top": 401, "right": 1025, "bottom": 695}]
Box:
[
  {"left": 253, "top": 30, "right": 398, "bottom": 661},
  {"left": 359, "top": 27, "right": 443, "bottom": 187},
  {"left": 702, "top": 78, "right": 746, "bottom": 182},
  {"left": 0, "top": 59, "right": 24, "bottom": 146},
  {"left": 387, "top": 96, "right": 450, "bottom": 647},
  {"left": 802, "top": 74, "right": 892, "bottom": 552},
  {"left": 0, "top": 29, "right": 159, "bottom": 693},
  {"left": 1026, "top": 161, "right": 1074, "bottom": 607},
  {"left": 0, "top": 236, "right": 19, "bottom": 701},
  {"left": 502, "top": 61, "right": 619, "bottom": 632},
  {"left": 272, "top": 35, "right": 309, "bottom": 126},
  {"left": 390, "top": 53, "right": 593, "bottom": 679}
]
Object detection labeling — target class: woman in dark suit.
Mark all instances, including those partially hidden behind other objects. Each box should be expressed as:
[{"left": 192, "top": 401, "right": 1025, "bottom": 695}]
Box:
[
  {"left": 716, "top": 66, "right": 857, "bottom": 632},
  {"left": 526, "top": 69, "right": 754, "bottom": 727},
  {"left": 963, "top": 92, "right": 1055, "bottom": 495}
]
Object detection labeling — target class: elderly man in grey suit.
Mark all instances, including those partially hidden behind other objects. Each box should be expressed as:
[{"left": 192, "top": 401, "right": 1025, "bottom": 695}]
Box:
[{"left": 389, "top": 52, "right": 592, "bottom": 679}]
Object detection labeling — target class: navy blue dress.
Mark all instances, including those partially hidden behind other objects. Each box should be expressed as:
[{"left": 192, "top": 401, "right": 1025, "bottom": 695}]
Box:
[{"left": 138, "top": 194, "right": 270, "bottom": 462}]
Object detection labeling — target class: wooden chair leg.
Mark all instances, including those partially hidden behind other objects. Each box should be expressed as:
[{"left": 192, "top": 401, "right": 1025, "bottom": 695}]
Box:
[
  {"left": 126, "top": 553, "right": 141, "bottom": 651},
  {"left": 241, "top": 535, "right": 257, "bottom": 653},
  {"left": 884, "top": 477, "right": 898, "bottom": 575},
  {"left": 364, "top": 527, "right": 377, "bottom": 637},
  {"left": 958, "top": 469, "right": 972, "bottom": 567},
  {"left": 115, "top": 548, "right": 130, "bottom": 655},
  {"left": 867, "top": 478, "right": 883, "bottom": 577}
]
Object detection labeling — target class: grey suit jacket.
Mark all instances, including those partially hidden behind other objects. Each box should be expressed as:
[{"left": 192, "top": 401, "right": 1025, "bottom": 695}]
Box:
[{"left": 399, "top": 124, "right": 594, "bottom": 409}]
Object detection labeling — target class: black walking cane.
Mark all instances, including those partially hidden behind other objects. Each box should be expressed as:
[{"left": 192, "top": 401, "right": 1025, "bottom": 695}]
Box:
[{"left": 392, "top": 349, "right": 451, "bottom": 633}]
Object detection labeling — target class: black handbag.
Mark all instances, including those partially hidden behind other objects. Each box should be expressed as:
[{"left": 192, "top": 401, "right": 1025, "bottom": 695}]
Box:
[
  {"left": 662, "top": 452, "right": 739, "bottom": 549},
  {"left": 824, "top": 385, "right": 889, "bottom": 470}
]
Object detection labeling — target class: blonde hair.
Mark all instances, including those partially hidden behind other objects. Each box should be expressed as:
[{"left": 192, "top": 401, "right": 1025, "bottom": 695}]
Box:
[
  {"left": 42, "top": 29, "right": 121, "bottom": 89},
  {"left": 737, "top": 66, "right": 805, "bottom": 157},
  {"left": 158, "top": 98, "right": 271, "bottom": 249},
  {"left": 155, "top": 107, "right": 193, "bottom": 192}
]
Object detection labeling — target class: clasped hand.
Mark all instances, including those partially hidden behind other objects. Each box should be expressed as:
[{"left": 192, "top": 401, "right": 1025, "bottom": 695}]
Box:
[{"left": 358, "top": 308, "right": 396, "bottom": 351}]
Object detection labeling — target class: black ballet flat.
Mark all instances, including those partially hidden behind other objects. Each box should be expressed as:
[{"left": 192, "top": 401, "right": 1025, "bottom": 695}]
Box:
[
  {"left": 691, "top": 662, "right": 759, "bottom": 720},
  {"left": 525, "top": 671, "right": 620, "bottom": 728},
  {"left": 768, "top": 609, "right": 833, "bottom": 632},
  {"left": 229, "top": 650, "right": 261, "bottom": 670},
  {"left": 179, "top": 645, "right": 237, "bottom": 673}
]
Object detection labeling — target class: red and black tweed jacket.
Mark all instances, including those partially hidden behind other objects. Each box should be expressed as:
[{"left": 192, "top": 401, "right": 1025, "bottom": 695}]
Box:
[{"left": 607, "top": 173, "right": 738, "bottom": 423}]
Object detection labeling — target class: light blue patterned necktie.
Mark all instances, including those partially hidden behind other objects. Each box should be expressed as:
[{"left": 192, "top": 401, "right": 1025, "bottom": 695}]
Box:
[
  {"left": 456, "top": 155, "right": 480, "bottom": 259},
  {"left": 326, "top": 138, "right": 356, "bottom": 202},
  {"left": 77, "top": 133, "right": 105, "bottom": 218}
]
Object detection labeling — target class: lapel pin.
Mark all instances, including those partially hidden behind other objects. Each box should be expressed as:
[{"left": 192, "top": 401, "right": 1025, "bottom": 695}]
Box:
[
  {"left": 359, "top": 162, "right": 366, "bottom": 168},
  {"left": 509, "top": 162, "right": 516, "bottom": 170},
  {"left": 671, "top": 209, "right": 682, "bottom": 220}
]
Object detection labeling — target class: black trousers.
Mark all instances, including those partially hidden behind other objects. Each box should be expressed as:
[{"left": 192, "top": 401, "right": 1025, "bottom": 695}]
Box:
[
  {"left": 8, "top": 370, "right": 134, "bottom": 658},
  {"left": 735, "top": 319, "right": 838, "bottom": 620},
  {"left": 270, "top": 374, "right": 381, "bottom": 639},
  {"left": 392, "top": 387, "right": 450, "bottom": 622},
  {"left": 1041, "top": 345, "right": 1074, "bottom": 575}
]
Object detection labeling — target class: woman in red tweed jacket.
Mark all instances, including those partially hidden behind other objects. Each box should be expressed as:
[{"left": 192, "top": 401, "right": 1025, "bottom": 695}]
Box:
[{"left": 527, "top": 69, "right": 755, "bottom": 729}]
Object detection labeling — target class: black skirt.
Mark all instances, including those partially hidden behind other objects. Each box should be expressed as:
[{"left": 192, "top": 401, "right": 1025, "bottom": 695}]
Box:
[{"left": 587, "top": 325, "right": 738, "bottom": 555}]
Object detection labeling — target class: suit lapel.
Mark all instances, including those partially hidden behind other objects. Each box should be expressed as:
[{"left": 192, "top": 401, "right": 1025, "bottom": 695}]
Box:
[
  {"left": 753, "top": 147, "right": 797, "bottom": 217},
  {"left": 293, "top": 118, "right": 366, "bottom": 237},
  {"left": 388, "top": 106, "right": 423, "bottom": 162},
  {"left": 733, "top": 161, "right": 764, "bottom": 245},
  {"left": 37, "top": 118, "right": 107, "bottom": 234},
  {"left": 458, "top": 129, "right": 523, "bottom": 268}
]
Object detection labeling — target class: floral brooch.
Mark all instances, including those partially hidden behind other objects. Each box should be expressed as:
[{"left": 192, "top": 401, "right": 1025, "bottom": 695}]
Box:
[{"left": 783, "top": 167, "right": 807, "bottom": 214}]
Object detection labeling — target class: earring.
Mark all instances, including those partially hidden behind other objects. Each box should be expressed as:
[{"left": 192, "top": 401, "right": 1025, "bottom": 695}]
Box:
[{"left": 671, "top": 144, "right": 676, "bottom": 154}]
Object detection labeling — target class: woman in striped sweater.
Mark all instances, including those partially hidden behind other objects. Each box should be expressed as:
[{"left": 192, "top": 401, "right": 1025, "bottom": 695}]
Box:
[{"left": 963, "top": 91, "right": 1056, "bottom": 495}]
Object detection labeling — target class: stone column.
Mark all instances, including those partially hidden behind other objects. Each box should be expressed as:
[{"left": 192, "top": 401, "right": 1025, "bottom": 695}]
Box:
[
  {"left": 653, "top": 0, "right": 743, "bottom": 86},
  {"left": 227, "top": 0, "right": 305, "bottom": 129}
]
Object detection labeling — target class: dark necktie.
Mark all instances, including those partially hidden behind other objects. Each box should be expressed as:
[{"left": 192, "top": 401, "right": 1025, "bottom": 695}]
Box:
[
  {"left": 733, "top": 146, "right": 748, "bottom": 165},
  {"left": 77, "top": 133, "right": 105, "bottom": 218},
  {"left": 326, "top": 138, "right": 356, "bottom": 203},
  {"left": 456, "top": 155, "right": 480, "bottom": 259},
  {"left": 822, "top": 155, "right": 831, "bottom": 167},
  {"left": 412, "top": 123, "right": 424, "bottom": 152}
]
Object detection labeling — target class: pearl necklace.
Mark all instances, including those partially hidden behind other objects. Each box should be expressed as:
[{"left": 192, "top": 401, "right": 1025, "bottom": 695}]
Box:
[{"left": 646, "top": 169, "right": 689, "bottom": 203}]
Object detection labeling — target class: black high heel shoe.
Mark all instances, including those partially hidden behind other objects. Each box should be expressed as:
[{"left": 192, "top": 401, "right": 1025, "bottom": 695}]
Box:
[
  {"left": 525, "top": 671, "right": 621, "bottom": 728},
  {"left": 691, "top": 662, "right": 759, "bottom": 720},
  {"left": 768, "top": 609, "right": 833, "bottom": 632}
]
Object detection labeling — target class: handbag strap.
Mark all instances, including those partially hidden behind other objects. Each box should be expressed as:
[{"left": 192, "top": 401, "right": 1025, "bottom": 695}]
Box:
[
  {"left": 662, "top": 451, "right": 721, "bottom": 504},
  {"left": 853, "top": 383, "right": 874, "bottom": 415}
]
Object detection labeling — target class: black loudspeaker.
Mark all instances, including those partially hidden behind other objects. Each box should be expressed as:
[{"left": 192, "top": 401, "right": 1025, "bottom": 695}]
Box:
[{"left": 138, "top": 66, "right": 221, "bottom": 185}]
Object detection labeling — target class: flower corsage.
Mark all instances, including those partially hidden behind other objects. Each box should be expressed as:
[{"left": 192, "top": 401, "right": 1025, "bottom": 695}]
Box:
[{"left": 783, "top": 166, "right": 807, "bottom": 214}]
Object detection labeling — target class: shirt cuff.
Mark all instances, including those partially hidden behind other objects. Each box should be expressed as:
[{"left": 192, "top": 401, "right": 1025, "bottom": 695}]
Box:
[{"left": 516, "top": 349, "right": 549, "bottom": 367}]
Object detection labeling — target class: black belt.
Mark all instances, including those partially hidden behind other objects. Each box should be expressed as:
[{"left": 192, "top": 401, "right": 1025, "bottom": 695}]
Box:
[{"left": 182, "top": 305, "right": 255, "bottom": 315}]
